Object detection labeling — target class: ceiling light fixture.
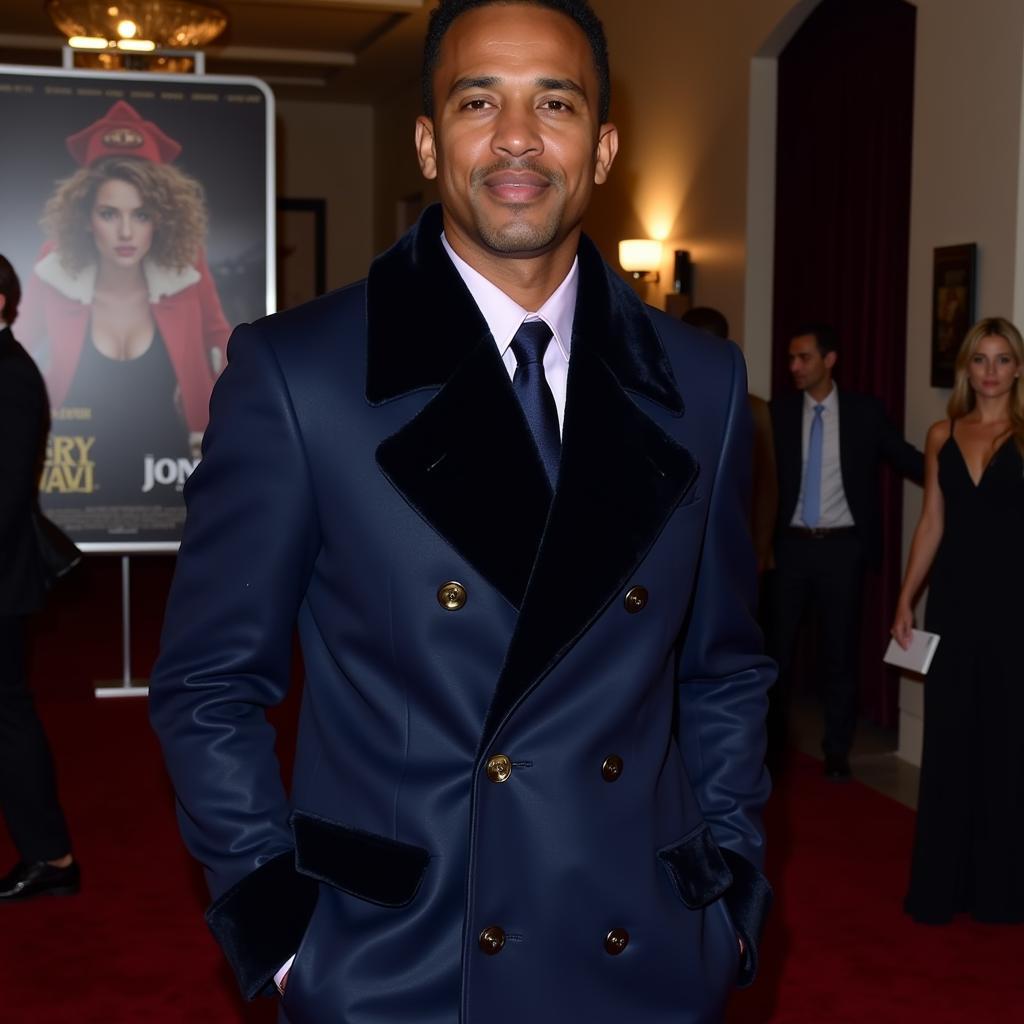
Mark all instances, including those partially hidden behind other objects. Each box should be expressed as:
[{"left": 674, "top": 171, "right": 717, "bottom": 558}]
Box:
[{"left": 47, "top": 0, "right": 228, "bottom": 51}]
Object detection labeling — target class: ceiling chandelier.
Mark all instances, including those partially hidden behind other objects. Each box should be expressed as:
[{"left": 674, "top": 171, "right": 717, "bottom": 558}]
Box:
[{"left": 46, "top": 0, "right": 229, "bottom": 53}]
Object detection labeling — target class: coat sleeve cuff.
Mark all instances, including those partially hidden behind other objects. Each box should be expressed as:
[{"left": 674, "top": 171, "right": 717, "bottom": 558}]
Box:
[
  {"left": 205, "top": 849, "right": 319, "bottom": 1000},
  {"left": 721, "top": 848, "right": 773, "bottom": 988}
]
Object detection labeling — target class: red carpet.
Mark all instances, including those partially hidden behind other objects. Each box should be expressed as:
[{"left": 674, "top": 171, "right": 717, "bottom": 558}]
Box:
[
  {"left": 727, "top": 759, "right": 1024, "bottom": 1023},
  {"left": 1, "top": 556, "right": 1022, "bottom": 1022}
]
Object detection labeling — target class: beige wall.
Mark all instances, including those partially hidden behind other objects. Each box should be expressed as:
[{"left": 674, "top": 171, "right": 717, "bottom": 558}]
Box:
[
  {"left": 276, "top": 97, "right": 375, "bottom": 290},
  {"left": 903, "top": 0, "right": 1024, "bottom": 554},
  {"left": 585, "top": 0, "right": 795, "bottom": 339},
  {"left": 373, "top": 84, "right": 438, "bottom": 253},
  {"left": 904, "top": 0, "right": 1024, "bottom": 466}
]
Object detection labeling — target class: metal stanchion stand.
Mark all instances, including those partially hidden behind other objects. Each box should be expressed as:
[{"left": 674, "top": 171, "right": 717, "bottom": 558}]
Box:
[{"left": 95, "top": 555, "right": 149, "bottom": 698}]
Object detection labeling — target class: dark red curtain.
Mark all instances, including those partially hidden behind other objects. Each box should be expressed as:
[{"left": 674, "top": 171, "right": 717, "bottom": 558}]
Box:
[{"left": 772, "top": 0, "right": 916, "bottom": 727}]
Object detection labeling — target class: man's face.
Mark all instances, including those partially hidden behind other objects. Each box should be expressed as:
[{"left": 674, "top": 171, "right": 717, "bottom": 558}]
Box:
[
  {"left": 416, "top": 3, "right": 617, "bottom": 261},
  {"left": 788, "top": 333, "right": 835, "bottom": 392}
]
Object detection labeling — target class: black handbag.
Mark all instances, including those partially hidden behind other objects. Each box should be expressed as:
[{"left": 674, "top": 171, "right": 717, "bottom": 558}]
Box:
[{"left": 32, "top": 510, "right": 82, "bottom": 588}]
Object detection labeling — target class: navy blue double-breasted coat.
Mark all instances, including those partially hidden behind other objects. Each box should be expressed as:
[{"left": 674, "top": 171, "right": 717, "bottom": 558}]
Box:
[{"left": 149, "top": 205, "right": 774, "bottom": 1024}]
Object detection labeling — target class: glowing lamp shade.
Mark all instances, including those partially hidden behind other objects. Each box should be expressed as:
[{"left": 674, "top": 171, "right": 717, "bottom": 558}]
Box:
[{"left": 618, "top": 239, "right": 663, "bottom": 281}]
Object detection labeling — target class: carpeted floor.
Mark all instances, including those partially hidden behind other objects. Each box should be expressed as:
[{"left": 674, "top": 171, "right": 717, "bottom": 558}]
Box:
[
  {"left": 2, "top": 561, "right": 1024, "bottom": 1024},
  {"left": 726, "top": 758, "right": 1024, "bottom": 1023},
  {"left": 2, "top": 680, "right": 1023, "bottom": 1020}
]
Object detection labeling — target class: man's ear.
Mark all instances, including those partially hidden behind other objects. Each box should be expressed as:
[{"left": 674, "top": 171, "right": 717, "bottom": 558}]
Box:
[
  {"left": 594, "top": 123, "right": 619, "bottom": 185},
  {"left": 0, "top": 294, "right": 6, "bottom": 321},
  {"left": 415, "top": 117, "right": 438, "bottom": 181},
  {"left": 824, "top": 350, "right": 838, "bottom": 371}
]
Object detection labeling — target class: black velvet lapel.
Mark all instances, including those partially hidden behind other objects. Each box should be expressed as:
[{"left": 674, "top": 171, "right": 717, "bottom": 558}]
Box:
[
  {"left": 376, "top": 337, "right": 553, "bottom": 609},
  {"left": 369, "top": 206, "right": 697, "bottom": 740},
  {"left": 366, "top": 203, "right": 495, "bottom": 402},
  {"left": 371, "top": 205, "right": 554, "bottom": 610},
  {"left": 480, "top": 236, "right": 698, "bottom": 748}
]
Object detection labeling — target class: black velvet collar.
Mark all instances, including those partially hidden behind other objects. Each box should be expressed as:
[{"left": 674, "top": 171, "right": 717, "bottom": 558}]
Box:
[
  {"left": 366, "top": 203, "right": 683, "bottom": 413},
  {"left": 372, "top": 204, "right": 697, "bottom": 753}
]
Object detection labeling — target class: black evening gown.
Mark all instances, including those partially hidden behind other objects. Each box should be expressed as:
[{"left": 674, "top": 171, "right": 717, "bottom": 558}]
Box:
[{"left": 905, "top": 425, "right": 1024, "bottom": 924}]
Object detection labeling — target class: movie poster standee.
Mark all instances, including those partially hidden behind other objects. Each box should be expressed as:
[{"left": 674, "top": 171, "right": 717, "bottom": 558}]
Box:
[{"left": 0, "top": 62, "right": 275, "bottom": 696}]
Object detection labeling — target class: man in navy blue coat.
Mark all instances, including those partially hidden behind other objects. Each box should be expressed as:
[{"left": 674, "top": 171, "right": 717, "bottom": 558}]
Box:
[{"left": 149, "top": 2, "right": 774, "bottom": 1021}]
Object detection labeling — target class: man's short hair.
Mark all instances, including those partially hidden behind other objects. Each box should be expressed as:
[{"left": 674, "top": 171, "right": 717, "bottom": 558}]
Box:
[
  {"left": 680, "top": 306, "right": 730, "bottom": 339},
  {"left": 792, "top": 322, "right": 839, "bottom": 357},
  {"left": 0, "top": 254, "right": 21, "bottom": 325},
  {"left": 422, "top": 0, "right": 611, "bottom": 124}
]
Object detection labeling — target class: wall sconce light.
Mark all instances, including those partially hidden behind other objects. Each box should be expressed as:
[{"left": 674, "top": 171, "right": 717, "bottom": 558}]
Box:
[{"left": 618, "top": 239, "right": 663, "bottom": 282}]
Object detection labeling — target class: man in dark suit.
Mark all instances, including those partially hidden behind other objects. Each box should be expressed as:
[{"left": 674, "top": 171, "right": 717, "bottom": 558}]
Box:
[
  {"left": 768, "top": 324, "right": 923, "bottom": 780},
  {"left": 0, "top": 254, "right": 79, "bottom": 901},
  {"left": 680, "top": 307, "right": 777, "bottom": 573},
  {"left": 149, "top": 3, "right": 774, "bottom": 1021}
]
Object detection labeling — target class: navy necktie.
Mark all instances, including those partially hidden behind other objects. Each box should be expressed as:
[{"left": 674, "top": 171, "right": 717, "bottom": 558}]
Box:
[{"left": 509, "top": 320, "right": 561, "bottom": 488}]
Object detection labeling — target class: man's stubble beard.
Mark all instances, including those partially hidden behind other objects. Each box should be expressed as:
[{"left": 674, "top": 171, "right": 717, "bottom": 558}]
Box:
[
  {"left": 475, "top": 206, "right": 561, "bottom": 253},
  {"left": 468, "top": 160, "right": 568, "bottom": 255}
]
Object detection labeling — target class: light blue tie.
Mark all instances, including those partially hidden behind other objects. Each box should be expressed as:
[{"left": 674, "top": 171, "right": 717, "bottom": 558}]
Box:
[{"left": 802, "top": 404, "right": 825, "bottom": 526}]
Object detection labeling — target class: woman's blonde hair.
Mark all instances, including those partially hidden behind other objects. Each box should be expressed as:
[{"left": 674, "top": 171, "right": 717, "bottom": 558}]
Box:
[
  {"left": 42, "top": 156, "right": 207, "bottom": 274},
  {"left": 947, "top": 316, "right": 1024, "bottom": 454}
]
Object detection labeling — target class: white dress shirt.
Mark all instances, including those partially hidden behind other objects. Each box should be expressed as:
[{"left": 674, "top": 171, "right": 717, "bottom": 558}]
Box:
[
  {"left": 789, "top": 384, "right": 855, "bottom": 528},
  {"left": 441, "top": 233, "right": 576, "bottom": 435}
]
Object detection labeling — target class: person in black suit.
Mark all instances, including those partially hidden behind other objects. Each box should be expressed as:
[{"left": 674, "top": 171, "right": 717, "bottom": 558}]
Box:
[
  {"left": 0, "top": 254, "right": 79, "bottom": 901},
  {"left": 680, "top": 307, "right": 778, "bottom": 573},
  {"left": 767, "top": 324, "right": 923, "bottom": 779}
]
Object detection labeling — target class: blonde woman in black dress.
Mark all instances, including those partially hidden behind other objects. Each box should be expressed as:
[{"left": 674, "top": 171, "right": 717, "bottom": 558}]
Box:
[{"left": 892, "top": 316, "right": 1024, "bottom": 924}]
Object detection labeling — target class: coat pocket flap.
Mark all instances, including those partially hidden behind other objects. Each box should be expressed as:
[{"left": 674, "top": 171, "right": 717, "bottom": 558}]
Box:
[
  {"left": 657, "top": 824, "right": 734, "bottom": 909},
  {"left": 291, "top": 810, "right": 430, "bottom": 908}
]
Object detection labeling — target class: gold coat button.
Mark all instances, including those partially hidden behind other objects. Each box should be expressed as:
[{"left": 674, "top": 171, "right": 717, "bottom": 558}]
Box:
[
  {"left": 624, "top": 586, "right": 648, "bottom": 614},
  {"left": 479, "top": 925, "right": 506, "bottom": 955},
  {"left": 437, "top": 581, "right": 467, "bottom": 611},
  {"left": 601, "top": 755, "right": 624, "bottom": 782},
  {"left": 486, "top": 754, "right": 513, "bottom": 783},
  {"left": 605, "top": 928, "right": 630, "bottom": 955}
]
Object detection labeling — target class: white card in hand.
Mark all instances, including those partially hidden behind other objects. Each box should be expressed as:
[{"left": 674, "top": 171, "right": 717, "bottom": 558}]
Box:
[{"left": 883, "top": 629, "right": 940, "bottom": 675}]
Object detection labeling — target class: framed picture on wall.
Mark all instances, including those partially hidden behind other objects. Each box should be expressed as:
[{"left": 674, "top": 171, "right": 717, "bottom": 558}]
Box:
[
  {"left": 931, "top": 243, "right": 976, "bottom": 388},
  {"left": 277, "top": 197, "right": 327, "bottom": 312}
]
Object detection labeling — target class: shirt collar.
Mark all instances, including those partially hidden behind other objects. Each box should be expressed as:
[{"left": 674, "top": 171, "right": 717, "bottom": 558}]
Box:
[
  {"left": 804, "top": 382, "right": 838, "bottom": 412},
  {"left": 441, "top": 232, "right": 576, "bottom": 362}
]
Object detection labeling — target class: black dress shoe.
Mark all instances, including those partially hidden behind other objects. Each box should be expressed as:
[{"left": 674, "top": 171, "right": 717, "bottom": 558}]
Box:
[
  {"left": 823, "top": 754, "right": 852, "bottom": 782},
  {"left": 0, "top": 860, "right": 80, "bottom": 901}
]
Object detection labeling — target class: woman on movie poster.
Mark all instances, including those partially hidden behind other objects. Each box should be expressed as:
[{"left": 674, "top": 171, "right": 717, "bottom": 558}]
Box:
[{"left": 18, "top": 100, "right": 231, "bottom": 520}]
